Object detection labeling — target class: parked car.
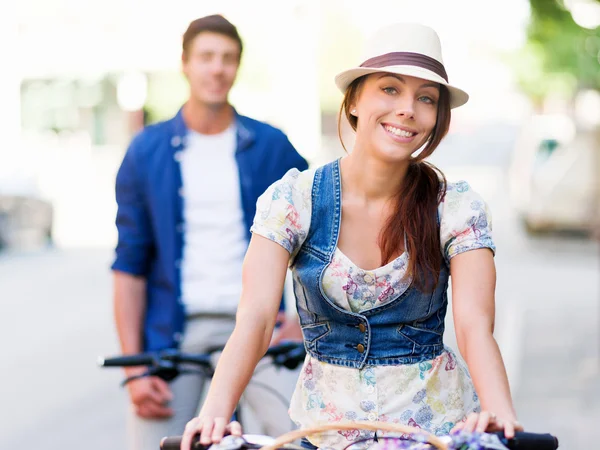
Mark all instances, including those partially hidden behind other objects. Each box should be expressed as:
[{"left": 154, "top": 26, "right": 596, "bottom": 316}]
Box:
[{"left": 508, "top": 114, "right": 598, "bottom": 234}]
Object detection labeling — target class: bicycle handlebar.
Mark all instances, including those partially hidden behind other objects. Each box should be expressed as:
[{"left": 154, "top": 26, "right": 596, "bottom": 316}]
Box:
[
  {"left": 504, "top": 432, "right": 559, "bottom": 449},
  {"left": 98, "top": 342, "right": 306, "bottom": 378},
  {"left": 98, "top": 349, "right": 213, "bottom": 368},
  {"left": 160, "top": 431, "right": 559, "bottom": 450},
  {"left": 98, "top": 353, "right": 155, "bottom": 367}
]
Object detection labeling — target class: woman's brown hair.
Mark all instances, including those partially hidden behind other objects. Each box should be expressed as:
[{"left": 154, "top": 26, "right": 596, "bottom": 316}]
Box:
[{"left": 337, "top": 76, "right": 452, "bottom": 292}]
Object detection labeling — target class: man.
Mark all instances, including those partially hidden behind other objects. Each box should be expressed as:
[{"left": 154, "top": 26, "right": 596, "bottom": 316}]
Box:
[{"left": 111, "top": 15, "right": 308, "bottom": 450}]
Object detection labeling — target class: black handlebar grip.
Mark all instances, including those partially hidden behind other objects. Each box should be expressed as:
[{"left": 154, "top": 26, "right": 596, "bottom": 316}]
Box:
[
  {"left": 98, "top": 354, "right": 155, "bottom": 367},
  {"left": 160, "top": 436, "right": 210, "bottom": 450},
  {"left": 275, "top": 346, "right": 307, "bottom": 370},
  {"left": 161, "top": 436, "right": 184, "bottom": 450},
  {"left": 493, "top": 431, "right": 559, "bottom": 450}
]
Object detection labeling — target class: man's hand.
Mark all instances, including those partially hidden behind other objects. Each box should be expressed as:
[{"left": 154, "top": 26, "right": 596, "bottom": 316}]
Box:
[
  {"left": 126, "top": 368, "right": 174, "bottom": 419},
  {"left": 270, "top": 312, "right": 303, "bottom": 345}
]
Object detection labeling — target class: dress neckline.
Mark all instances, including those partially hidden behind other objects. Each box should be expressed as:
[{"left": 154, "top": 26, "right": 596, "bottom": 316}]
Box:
[{"left": 334, "top": 246, "right": 407, "bottom": 273}]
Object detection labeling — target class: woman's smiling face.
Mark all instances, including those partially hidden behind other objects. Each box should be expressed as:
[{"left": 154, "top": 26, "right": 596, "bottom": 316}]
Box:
[{"left": 350, "top": 73, "right": 440, "bottom": 162}]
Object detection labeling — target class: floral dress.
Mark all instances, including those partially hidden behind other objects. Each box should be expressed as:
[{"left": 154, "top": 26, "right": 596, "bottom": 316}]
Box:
[{"left": 250, "top": 167, "right": 496, "bottom": 449}]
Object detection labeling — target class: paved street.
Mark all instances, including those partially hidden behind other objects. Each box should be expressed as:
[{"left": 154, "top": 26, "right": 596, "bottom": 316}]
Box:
[
  {"left": 507, "top": 233, "right": 600, "bottom": 450},
  {"left": 0, "top": 248, "right": 126, "bottom": 450}
]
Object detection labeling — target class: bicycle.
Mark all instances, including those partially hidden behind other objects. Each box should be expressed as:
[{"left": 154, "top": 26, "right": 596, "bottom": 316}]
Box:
[
  {"left": 159, "top": 421, "right": 559, "bottom": 450},
  {"left": 98, "top": 341, "right": 307, "bottom": 427}
]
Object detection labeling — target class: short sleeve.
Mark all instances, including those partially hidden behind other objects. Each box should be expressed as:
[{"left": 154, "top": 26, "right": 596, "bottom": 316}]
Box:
[
  {"left": 439, "top": 181, "right": 496, "bottom": 263},
  {"left": 250, "top": 168, "right": 314, "bottom": 260}
]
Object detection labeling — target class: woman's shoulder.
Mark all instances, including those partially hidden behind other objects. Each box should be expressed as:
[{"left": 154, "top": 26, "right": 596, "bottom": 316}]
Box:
[
  {"left": 438, "top": 180, "right": 495, "bottom": 260},
  {"left": 271, "top": 166, "right": 317, "bottom": 195},
  {"left": 443, "top": 180, "right": 477, "bottom": 196},
  {"left": 440, "top": 180, "right": 488, "bottom": 213},
  {"left": 254, "top": 166, "right": 317, "bottom": 222},
  {"left": 252, "top": 167, "right": 316, "bottom": 256}
]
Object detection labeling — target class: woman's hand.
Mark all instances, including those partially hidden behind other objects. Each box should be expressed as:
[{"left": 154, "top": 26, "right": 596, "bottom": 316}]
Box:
[
  {"left": 180, "top": 417, "right": 242, "bottom": 450},
  {"left": 452, "top": 411, "right": 524, "bottom": 439}
]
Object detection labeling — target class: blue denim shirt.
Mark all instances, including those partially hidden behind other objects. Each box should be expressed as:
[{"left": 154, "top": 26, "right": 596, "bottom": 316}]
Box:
[
  {"left": 291, "top": 160, "right": 448, "bottom": 369},
  {"left": 111, "top": 107, "right": 308, "bottom": 351}
]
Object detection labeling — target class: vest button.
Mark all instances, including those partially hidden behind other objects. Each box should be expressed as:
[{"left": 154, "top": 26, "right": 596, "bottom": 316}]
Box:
[
  {"left": 357, "top": 344, "right": 365, "bottom": 353},
  {"left": 358, "top": 323, "right": 366, "bottom": 333}
]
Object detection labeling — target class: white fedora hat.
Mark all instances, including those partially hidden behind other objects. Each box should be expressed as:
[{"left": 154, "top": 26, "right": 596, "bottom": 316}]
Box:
[{"left": 335, "top": 23, "right": 469, "bottom": 109}]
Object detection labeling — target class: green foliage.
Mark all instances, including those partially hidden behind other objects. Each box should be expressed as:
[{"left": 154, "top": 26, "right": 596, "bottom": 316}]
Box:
[
  {"left": 144, "top": 72, "right": 188, "bottom": 123},
  {"left": 515, "top": 0, "right": 600, "bottom": 100}
]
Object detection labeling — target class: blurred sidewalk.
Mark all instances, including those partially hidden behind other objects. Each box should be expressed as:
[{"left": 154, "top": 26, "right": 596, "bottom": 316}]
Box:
[
  {"left": 509, "top": 235, "right": 600, "bottom": 449},
  {"left": 515, "top": 292, "right": 599, "bottom": 449}
]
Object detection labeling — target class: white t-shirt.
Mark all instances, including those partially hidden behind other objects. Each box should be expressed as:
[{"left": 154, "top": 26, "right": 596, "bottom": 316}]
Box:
[{"left": 179, "top": 125, "right": 246, "bottom": 315}]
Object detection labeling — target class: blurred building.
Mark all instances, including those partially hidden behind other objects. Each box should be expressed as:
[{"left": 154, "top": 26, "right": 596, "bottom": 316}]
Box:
[
  {"left": 11, "top": 0, "right": 324, "bottom": 248},
  {"left": 13, "top": 0, "right": 592, "bottom": 248}
]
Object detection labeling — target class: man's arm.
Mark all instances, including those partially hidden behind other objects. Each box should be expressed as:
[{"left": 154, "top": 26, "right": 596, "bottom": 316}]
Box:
[
  {"left": 111, "top": 137, "right": 173, "bottom": 418},
  {"left": 113, "top": 271, "right": 146, "bottom": 358},
  {"left": 111, "top": 136, "right": 154, "bottom": 355}
]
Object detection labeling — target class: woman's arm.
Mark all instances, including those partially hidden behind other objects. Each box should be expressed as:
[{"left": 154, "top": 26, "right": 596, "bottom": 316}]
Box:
[
  {"left": 450, "top": 248, "right": 521, "bottom": 437},
  {"left": 180, "top": 234, "right": 292, "bottom": 449}
]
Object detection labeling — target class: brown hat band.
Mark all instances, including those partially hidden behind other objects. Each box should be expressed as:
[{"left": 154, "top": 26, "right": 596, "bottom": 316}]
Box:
[{"left": 360, "top": 52, "right": 448, "bottom": 82}]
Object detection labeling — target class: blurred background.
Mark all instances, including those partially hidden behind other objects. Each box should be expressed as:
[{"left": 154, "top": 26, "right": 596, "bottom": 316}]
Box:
[{"left": 2, "top": 0, "right": 599, "bottom": 448}]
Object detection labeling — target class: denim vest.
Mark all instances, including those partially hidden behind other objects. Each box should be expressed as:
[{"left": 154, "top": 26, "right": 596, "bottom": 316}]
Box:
[{"left": 291, "top": 159, "right": 449, "bottom": 369}]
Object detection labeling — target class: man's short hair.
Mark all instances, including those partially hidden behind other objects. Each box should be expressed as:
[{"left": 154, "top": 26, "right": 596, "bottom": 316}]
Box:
[{"left": 182, "top": 14, "right": 243, "bottom": 59}]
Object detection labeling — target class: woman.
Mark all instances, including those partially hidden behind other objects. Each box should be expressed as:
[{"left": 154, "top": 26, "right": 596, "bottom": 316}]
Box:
[{"left": 181, "top": 22, "right": 522, "bottom": 450}]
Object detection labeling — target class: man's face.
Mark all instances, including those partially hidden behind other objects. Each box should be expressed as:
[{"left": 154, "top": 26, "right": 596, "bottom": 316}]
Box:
[{"left": 182, "top": 32, "right": 241, "bottom": 107}]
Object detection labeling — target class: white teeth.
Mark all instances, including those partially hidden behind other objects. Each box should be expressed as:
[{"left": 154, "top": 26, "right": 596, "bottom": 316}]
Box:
[{"left": 384, "top": 125, "right": 415, "bottom": 137}]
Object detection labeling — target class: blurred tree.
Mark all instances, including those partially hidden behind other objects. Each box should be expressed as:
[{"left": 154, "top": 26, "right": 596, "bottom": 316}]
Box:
[
  {"left": 144, "top": 72, "right": 188, "bottom": 124},
  {"left": 512, "top": 0, "right": 600, "bottom": 106}
]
